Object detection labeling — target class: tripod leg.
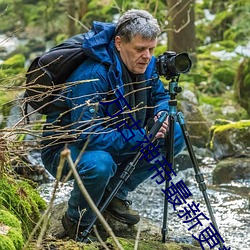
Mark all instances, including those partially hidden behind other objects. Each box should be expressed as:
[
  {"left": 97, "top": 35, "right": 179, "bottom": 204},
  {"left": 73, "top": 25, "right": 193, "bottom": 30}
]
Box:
[
  {"left": 177, "top": 112, "right": 224, "bottom": 249},
  {"left": 162, "top": 180, "right": 169, "bottom": 243},
  {"left": 162, "top": 114, "right": 175, "bottom": 243}
]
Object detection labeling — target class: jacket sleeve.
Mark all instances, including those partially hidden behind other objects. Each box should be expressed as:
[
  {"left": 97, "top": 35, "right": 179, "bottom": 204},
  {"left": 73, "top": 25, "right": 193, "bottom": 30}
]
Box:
[{"left": 65, "top": 60, "right": 146, "bottom": 155}]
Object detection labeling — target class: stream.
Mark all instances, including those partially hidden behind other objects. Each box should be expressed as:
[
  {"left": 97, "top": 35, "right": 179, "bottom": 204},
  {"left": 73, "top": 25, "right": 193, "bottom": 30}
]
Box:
[{"left": 38, "top": 153, "right": 250, "bottom": 250}]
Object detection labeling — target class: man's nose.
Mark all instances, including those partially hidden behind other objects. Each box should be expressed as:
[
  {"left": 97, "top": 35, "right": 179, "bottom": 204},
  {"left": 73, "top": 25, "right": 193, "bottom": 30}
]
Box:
[{"left": 142, "top": 49, "right": 151, "bottom": 59}]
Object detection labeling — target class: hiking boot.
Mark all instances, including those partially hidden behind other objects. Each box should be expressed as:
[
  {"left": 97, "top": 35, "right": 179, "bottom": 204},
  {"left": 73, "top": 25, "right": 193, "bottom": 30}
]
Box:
[
  {"left": 105, "top": 196, "right": 140, "bottom": 225},
  {"left": 61, "top": 213, "right": 97, "bottom": 243}
]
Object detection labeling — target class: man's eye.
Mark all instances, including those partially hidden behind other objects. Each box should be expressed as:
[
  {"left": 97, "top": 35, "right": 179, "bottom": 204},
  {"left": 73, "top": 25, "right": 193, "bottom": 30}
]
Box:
[{"left": 136, "top": 48, "right": 144, "bottom": 52}]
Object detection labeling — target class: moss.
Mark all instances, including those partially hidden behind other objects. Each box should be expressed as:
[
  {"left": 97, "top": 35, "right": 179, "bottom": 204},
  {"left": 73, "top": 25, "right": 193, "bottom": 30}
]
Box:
[
  {"left": 0, "top": 54, "right": 26, "bottom": 86},
  {"left": 212, "top": 120, "right": 250, "bottom": 133},
  {"left": 105, "top": 237, "right": 200, "bottom": 250},
  {"left": 0, "top": 235, "right": 16, "bottom": 250},
  {"left": 7, "top": 228, "right": 24, "bottom": 249},
  {"left": 28, "top": 238, "right": 202, "bottom": 250},
  {"left": 84, "top": 243, "right": 100, "bottom": 250},
  {"left": 1, "top": 54, "right": 25, "bottom": 69},
  {"left": 214, "top": 119, "right": 232, "bottom": 125},
  {"left": 0, "top": 209, "right": 21, "bottom": 229},
  {"left": 217, "top": 40, "right": 237, "bottom": 51},
  {"left": 0, "top": 209, "right": 24, "bottom": 249},
  {"left": 213, "top": 67, "right": 235, "bottom": 86},
  {"left": 199, "top": 95, "right": 224, "bottom": 107},
  {"left": 28, "top": 239, "right": 98, "bottom": 250},
  {"left": 0, "top": 174, "right": 47, "bottom": 239},
  {"left": 0, "top": 91, "right": 17, "bottom": 109},
  {"left": 199, "top": 91, "right": 248, "bottom": 121}
]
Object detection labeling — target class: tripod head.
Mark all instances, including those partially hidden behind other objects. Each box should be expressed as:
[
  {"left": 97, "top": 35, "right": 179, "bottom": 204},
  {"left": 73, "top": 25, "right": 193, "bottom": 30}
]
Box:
[{"left": 168, "top": 76, "right": 182, "bottom": 100}]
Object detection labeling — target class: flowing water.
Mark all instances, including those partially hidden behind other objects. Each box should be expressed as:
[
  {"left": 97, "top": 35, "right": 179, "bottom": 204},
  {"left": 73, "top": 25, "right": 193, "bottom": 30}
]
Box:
[{"left": 38, "top": 155, "right": 250, "bottom": 250}]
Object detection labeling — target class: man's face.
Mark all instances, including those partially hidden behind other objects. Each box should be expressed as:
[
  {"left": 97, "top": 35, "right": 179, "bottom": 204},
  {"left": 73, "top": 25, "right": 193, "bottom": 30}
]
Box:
[{"left": 115, "top": 35, "right": 157, "bottom": 74}]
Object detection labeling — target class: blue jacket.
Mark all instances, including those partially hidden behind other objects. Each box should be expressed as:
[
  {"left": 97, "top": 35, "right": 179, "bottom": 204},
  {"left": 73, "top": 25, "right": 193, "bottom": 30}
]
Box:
[{"left": 44, "top": 21, "right": 170, "bottom": 156}]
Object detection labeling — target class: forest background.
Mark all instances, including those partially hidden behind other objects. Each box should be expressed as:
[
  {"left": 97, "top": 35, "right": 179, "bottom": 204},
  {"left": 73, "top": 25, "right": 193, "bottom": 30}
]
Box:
[{"left": 0, "top": 0, "right": 250, "bottom": 124}]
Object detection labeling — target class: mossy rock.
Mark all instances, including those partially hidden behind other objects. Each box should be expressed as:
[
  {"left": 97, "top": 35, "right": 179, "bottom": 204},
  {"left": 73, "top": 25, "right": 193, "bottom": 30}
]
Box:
[
  {"left": 194, "top": 42, "right": 240, "bottom": 95},
  {"left": 106, "top": 237, "right": 201, "bottom": 250},
  {"left": 0, "top": 174, "right": 47, "bottom": 239},
  {"left": 213, "top": 67, "right": 235, "bottom": 86},
  {"left": 1, "top": 53, "right": 26, "bottom": 76},
  {"left": 1, "top": 54, "right": 25, "bottom": 69},
  {"left": 0, "top": 54, "right": 26, "bottom": 86},
  {"left": 28, "top": 237, "right": 201, "bottom": 250},
  {"left": 0, "top": 209, "right": 24, "bottom": 250},
  {"left": 209, "top": 120, "right": 250, "bottom": 160},
  {"left": 199, "top": 92, "right": 249, "bottom": 122}
]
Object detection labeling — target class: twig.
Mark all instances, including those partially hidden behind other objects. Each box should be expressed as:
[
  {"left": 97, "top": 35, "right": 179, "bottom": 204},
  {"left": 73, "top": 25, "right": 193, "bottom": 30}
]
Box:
[
  {"left": 68, "top": 14, "right": 89, "bottom": 31},
  {"left": 61, "top": 148, "right": 124, "bottom": 250},
  {"left": 93, "top": 225, "right": 110, "bottom": 250},
  {"left": 134, "top": 219, "right": 142, "bottom": 250}
]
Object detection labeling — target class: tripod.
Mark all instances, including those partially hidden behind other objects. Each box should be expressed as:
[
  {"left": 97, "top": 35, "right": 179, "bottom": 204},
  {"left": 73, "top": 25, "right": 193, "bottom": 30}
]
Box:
[
  {"left": 82, "top": 76, "right": 223, "bottom": 249},
  {"left": 162, "top": 76, "right": 224, "bottom": 249}
]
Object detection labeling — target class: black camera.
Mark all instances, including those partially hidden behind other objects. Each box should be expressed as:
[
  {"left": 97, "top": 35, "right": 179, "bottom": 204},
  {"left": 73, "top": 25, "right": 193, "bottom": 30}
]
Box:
[{"left": 156, "top": 51, "right": 192, "bottom": 79}]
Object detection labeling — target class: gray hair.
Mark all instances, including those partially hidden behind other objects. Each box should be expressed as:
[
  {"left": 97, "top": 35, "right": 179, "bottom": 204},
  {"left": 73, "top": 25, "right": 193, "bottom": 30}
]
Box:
[{"left": 115, "top": 9, "right": 160, "bottom": 43}]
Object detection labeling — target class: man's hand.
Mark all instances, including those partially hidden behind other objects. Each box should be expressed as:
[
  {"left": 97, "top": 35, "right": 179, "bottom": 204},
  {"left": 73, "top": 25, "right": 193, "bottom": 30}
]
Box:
[{"left": 154, "top": 111, "right": 169, "bottom": 139}]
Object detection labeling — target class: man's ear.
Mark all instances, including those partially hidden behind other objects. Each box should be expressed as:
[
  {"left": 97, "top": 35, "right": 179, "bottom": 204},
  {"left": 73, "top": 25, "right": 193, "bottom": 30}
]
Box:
[{"left": 115, "top": 36, "right": 122, "bottom": 51}]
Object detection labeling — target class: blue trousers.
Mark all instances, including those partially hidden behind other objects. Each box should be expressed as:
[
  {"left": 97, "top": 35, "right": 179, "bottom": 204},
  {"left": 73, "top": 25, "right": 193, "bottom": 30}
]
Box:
[{"left": 41, "top": 123, "right": 185, "bottom": 226}]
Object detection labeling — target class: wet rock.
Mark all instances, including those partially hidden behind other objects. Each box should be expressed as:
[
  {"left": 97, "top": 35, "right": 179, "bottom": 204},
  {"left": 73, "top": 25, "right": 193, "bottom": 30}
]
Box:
[
  {"left": 174, "top": 147, "right": 213, "bottom": 171},
  {"left": 213, "top": 157, "right": 250, "bottom": 184},
  {"left": 180, "top": 89, "right": 198, "bottom": 105}
]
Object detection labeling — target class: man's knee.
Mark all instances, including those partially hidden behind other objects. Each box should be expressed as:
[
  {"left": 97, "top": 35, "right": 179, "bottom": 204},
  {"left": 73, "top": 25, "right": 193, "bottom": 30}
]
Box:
[{"left": 77, "top": 150, "right": 117, "bottom": 181}]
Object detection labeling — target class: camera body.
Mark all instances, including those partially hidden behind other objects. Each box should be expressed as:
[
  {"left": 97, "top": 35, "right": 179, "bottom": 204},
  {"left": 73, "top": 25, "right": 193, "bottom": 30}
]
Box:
[{"left": 156, "top": 51, "right": 192, "bottom": 79}]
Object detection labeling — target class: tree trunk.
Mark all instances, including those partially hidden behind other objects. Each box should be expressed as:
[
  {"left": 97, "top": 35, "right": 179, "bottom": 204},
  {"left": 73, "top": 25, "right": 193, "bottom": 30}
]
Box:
[
  {"left": 78, "top": 0, "right": 88, "bottom": 20},
  {"left": 67, "top": 0, "right": 77, "bottom": 36},
  {"left": 167, "top": 0, "right": 196, "bottom": 63}
]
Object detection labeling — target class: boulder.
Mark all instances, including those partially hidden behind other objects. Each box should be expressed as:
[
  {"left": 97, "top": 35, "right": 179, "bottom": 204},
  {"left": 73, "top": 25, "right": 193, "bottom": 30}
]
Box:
[
  {"left": 179, "top": 100, "right": 211, "bottom": 148},
  {"left": 176, "top": 82, "right": 211, "bottom": 148},
  {"left": 209, "top": 120, "right": 250, "bottom": 160},
  {"left": 41, "top": 201, "right": 201, "bottom": 250},
  {"left": 213, "top": 157, "right": 250, "bottom": 184}
]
